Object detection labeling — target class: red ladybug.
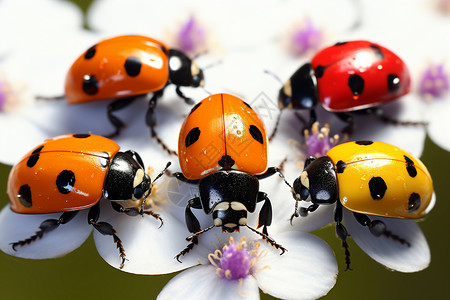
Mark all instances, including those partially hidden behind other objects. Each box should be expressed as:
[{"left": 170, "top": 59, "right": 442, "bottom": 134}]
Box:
[
  {"left": 171, "top": 93, "right": 286, "bottom": 261},
  {"left": 271, "top": 40, "right": 417, "bottom": 139},
  {"left": 7, "top": 133, "right": 169, "bottom": 268},
  {"left": 45, "top": 35, "right": 204, "bottom": 155}
]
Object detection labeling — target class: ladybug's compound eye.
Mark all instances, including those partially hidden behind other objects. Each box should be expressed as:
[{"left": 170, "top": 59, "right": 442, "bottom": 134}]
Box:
[
  {"left": 133, "top": 187, "right": 144, "bottom": 200},
  {"left": 292, "top": 171, "right": 312, "bottom": 202}
]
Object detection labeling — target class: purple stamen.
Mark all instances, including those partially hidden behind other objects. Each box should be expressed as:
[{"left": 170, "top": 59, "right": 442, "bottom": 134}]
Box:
[
  {"left": 219, "top": 242, "right": 251, "bottom": 280},
  {"left": 290, "top": 20, "right": 321, "bottom": 56},
  {"left": 419, "top": 64, "right": 449, "bottom": 99},
  {"left": 177, "top": 16, "right": 206, "bottom": 54},
  {"left": 0, "top": 79, "right": 6, "bottom": 111}
]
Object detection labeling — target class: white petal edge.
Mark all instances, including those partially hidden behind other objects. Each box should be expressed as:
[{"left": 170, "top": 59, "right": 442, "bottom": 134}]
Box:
[
  {"left": 93, "top": 199, "right": 203, "bottom": 274},
  {"left": 0, "top": 204, "right": 92, "bottom": 259},
  {"left": 254, "top": 231, "right": 337, "bottom": 300},
  {"left": 157, "top": 265, "right": 260, "bottom": 300},
  {"left": 344, "top": 209, "right": 430, "bottom": 272}
]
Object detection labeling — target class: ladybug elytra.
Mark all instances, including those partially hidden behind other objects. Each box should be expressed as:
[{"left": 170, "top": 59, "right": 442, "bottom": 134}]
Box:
[
  {"left": 7, "top": 133, "right": 170, "bottom": 268},
  {"left": 271, "top": 40, "right": 421, "bottom": 139}
]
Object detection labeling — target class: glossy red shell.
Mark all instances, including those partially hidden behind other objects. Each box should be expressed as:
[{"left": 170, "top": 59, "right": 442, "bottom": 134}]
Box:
[
  {"left": 65, "top": 35, "right": 169, "bottom": 104},
  {"left": 7, "top": 134, "right": 120, "bottom": 214},
  {"left": 312, "top": 40, "right": 411, "bottom": 112},
  {"left": 178, "top": 93, "right": 268, "bottom": 180}
]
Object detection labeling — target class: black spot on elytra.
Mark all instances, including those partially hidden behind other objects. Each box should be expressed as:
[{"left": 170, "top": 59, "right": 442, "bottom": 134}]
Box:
[
  {"left": 56, "top": 170, "right": 75, "bottom": 194},
  {"left": 84, "top": 45, "right": 96, "bottom": 59},
  {"left": 82, "top": 74, "right": 98, "bottom": 95},
  {"left": 18, "top": 184, "right": 32, "bottom": 208},
  {"left": 243, "top": 101, "right": 253, "bottom": 110},
  {"left": 315, "top": 65, "right": 326, "bottom": 78},
  {"left": 387, "top": 74, "right": 400, "bottom": 93},
  {"left": 408, "top": 193, "right": 421, "bottom": 212},
  {"left": 185, "top": 127, "right": 200, "bottom": 147},
  {"left": 348, "top": 74, "right": 365, "bottom": 96},
  {"left": 368, "top": 177, "right": 387, "bottom": 200},
  {"left": 249, "top": 125, "right": 263, "bottom": 144},
  {"left": 73, "top": 133, "right": 91, "bottom": 139},
  {"left": 27, "top": 145, "right": 44, "bottom": 168},
  {"left": 369, "top": 45, "right": 385, "bottom": 60},
  {"left": 355, "top": 141, "right": 373, "bottom": 146},
  {"left": 218, "top": 155, "right": 235, "bottom": 169},
  {"left": 336, "top": 160, "right": 346, "bottom": 173},
  {"left": 189, "top": 102, "right": 202, "bottom": 115},
  {"left": 124, "top": 56, "right": 142, "bottom": 77},
  {"left": 404, "top": 155, "right": 417, "bottom": 177},
  {"left": 334, "top": 41, "right": 348, "bottom": 46}
]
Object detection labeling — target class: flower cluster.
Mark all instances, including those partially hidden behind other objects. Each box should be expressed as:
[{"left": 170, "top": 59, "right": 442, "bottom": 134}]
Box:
[{"left": 0, "top": 0, "right": 443, "bottom": 299}]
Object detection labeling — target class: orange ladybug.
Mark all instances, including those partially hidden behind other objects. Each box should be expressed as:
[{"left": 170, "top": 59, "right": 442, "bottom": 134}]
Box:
[
  {"left": 7, "top": 133, "right": 169, "bottom": 268},
  {"left": 47, "top": 35, "right": 204, "bottom": 154},
  {"left": 172, "top": 93, "right": 286, "bottom": 261}
]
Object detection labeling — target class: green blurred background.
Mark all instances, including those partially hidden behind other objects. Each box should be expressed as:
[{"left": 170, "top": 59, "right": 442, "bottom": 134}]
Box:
[{"left": 0, "top": 1, "right": 449, "bottom": 299}]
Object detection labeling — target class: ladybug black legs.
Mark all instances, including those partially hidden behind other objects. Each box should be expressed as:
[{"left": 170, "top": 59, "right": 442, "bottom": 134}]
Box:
[
  {"left": 335, "top": 112, "right": 355, "bottom": 137},
  {"left": 10, "top": 210, "right": 78, "bottom": 251},
  {"left": 255, "top": 192, "right": 287, "bottom": 254},
  {"left": 335, "top": 201, "right": 352, "bottom": 271},
  {"left": 175, "top": 197, "right": 214, "bottom": 263},
  {"left": 106, "top": 96, "right": 139, "bottom": 138},
  {"left": 88, "top": 203, "right": 127, "bottom": 269},
  {"left": 175, "top": 86, "right": 195, "bottom": 105},
  {"left": 372, "top": 108, "right": 427, "bottom": 128},
  {"left": 110, "top": 202, "right": 163, "bottom": 228},
  {"left": 353, "top": 212, "right": 410, "bottom": 246},
  {"left": 146, "top": 90, "right": 178, "bottom": 156}
]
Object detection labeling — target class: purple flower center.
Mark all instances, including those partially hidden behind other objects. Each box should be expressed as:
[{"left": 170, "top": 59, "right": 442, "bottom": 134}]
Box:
[
  {"left": 219, "top": 242, "right": 251, "bottom": 280},
  {"left": 305, "top": 123, "right": 337, "bottom": 157},
  {"left": 290, "top": 20, "right": 321, "bottom": 55},
  {"left": 419, "top": 64, "right": 449, "bottom": 99},
  {"left": 0, "top": 79, "right": 6, "bottom": 110},
  {"left": 177, "top": 16, "right": 206, "bottom": 53}
]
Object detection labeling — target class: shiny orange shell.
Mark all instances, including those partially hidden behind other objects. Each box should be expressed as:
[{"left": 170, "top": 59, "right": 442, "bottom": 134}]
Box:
[
  {"left": 7, "top": 134, "right": 120, "bottom": 214},
  {"left": 65, "top": 35, "right": 169, "bottom": 104},
  {"left": 178, "top": 93, "right": 268, "bottom": 180}
]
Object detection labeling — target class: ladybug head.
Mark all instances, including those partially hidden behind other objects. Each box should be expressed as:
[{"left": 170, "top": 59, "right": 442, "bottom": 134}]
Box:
[
  {"left": 104, "top": 151, "right": 152, "bottom": 202},
  {"left": 292, "top": 156, "right": 338, "bottom": 205},
  {"left": 279, "top": 63, "right": 318, "bottom": 110},
  {"left": 212, "top": 201, "right": 248, "bottom": 232},
  {"left": 168, "top": 49, "right": 204, "bottom": 88}
]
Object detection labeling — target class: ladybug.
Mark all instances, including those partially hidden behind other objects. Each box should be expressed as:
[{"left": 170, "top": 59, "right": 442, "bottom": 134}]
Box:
[
  {"left": 46, "top": 35, "right": 204, "bottom": 155},
  {"left": 287, "top": 140, "right": 433, "bottom": 270},
  {"left": 171, "top": 93, "right": 286, "bottom": 261},
  {"left": 7, "top": 133, "right": 170, "bottom": 268},
  {"left": 271, "top": 40, "right": 419, "bottom": 139}
]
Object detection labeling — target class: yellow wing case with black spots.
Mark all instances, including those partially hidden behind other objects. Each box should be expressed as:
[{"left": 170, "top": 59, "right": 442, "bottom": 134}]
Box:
[
  {"left": 7, "top": 134, "right": 121, "bottom": 214},
  {"left": 327, "top": 140, "right": 433, "bottom": 219}
]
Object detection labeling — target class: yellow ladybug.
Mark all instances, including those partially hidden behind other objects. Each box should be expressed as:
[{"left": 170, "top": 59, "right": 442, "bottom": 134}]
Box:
[{"left": 289, "top": 140, "right": 433, "bottom": 270}]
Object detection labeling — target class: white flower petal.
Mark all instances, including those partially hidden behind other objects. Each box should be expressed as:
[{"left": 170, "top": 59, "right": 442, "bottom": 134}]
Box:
[
  {"left": 343, "top": 209, "right": 430, "bottom": 272},
  {"left": 157, "top": 265, "right": 260, "bottom": 300},
  {"left": 254, "top": 231, "right": 337, "bottom": 300},
  {"left": 93, "top": 197, "right": 203, "bottom": 274},
  {"left": 0, "top": 204, "right": 92, "bottom": 259},
  {"left": 89, "top": 0, "right": 356, "bottom": 51}
]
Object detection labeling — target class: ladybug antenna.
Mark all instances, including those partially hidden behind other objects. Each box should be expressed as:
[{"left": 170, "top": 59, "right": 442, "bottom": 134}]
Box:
[
  {"left": 264, "top": 69, "right": 283, "bottom": 84},
  {"left": 140, "top": 161, "right": 171, "bottom": 214},
  {"left": 201, "top": 59, "right": 222, "bottom": 70},
  {"left": 193, "top": 50, "right": 208, "bottom": 59},
  {"left": 151, "top": 161, "right": 172, "bottom": 185},
  {"left": 202, "top": 86, "right": 212, "bottom": 95}
]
